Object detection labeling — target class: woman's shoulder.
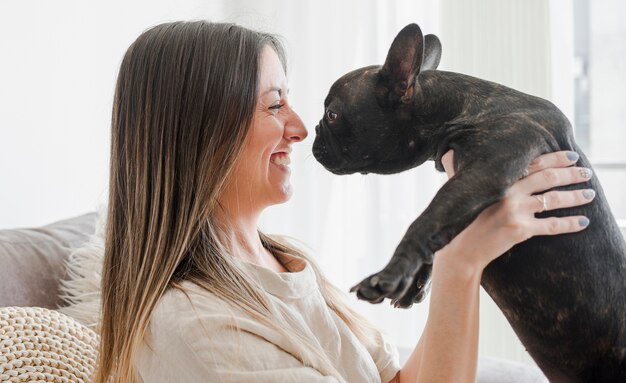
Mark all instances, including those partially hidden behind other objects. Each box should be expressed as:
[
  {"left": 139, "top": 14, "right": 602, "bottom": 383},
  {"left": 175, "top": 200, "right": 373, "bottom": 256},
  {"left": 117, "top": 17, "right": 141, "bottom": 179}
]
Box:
[
  {"left": 150, "top": 280, "right": 237, "bottom": 332},
  {"left": 146, "top": 280, "right": 281, "bottom": 353}
]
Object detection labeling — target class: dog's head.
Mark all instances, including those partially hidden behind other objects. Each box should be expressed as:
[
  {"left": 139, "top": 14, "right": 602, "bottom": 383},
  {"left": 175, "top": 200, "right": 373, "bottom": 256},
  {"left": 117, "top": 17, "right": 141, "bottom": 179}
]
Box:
[{"left": 312, "top": 23, "right": 442, "bottom": 175}]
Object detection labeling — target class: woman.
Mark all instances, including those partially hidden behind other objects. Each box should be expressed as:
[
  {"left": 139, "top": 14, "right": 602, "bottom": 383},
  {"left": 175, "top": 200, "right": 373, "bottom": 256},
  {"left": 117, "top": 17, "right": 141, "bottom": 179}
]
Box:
[{"left": 94, "top": 21, "right": 594, "bottom": 383}]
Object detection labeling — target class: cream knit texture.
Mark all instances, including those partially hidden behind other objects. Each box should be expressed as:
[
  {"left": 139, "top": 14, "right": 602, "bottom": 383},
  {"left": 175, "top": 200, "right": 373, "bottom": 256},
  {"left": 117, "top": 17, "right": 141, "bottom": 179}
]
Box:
[{"left": 0, "top": 307, "right": 99, "bottom": 383}]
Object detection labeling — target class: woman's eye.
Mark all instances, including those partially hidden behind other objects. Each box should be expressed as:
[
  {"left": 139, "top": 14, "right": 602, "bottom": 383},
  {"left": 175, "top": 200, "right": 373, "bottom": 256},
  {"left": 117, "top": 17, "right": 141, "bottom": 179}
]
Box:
[
  {"left": 326, "top": 110, "right": 338, "bottom": 121},
  {"left": 269, "top": 103, "right": 284, "bottom": 112}
]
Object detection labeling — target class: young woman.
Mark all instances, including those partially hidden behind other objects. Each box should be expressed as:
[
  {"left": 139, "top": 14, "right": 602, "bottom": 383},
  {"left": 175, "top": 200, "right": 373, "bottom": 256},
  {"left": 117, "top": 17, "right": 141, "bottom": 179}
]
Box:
[{"left": 94, "top": 21, "right": 594, "bottom": 383}]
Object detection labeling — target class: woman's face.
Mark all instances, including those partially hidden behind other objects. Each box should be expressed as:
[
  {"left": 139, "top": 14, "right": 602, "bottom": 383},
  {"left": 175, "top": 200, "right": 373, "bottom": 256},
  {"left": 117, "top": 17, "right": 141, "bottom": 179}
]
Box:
[{"left": 221, "top": 46, "right": 308, "bottom": 214}]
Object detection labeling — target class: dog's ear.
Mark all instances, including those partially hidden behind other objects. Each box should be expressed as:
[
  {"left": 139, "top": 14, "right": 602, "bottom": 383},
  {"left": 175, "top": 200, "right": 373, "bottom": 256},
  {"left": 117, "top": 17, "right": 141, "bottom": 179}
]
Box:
[
  {"left": 379, "top": 24, "right": 424, "bottom": 106},
  {"left": 422, "top": 34, "right": 442, "bottom": 71}
]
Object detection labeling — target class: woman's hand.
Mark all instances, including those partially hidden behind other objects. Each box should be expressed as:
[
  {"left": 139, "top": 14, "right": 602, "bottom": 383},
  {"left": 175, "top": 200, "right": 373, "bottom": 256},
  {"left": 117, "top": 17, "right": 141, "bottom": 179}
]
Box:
[{"left": 438, "top": 149, "right": 594, "bottom": 275}]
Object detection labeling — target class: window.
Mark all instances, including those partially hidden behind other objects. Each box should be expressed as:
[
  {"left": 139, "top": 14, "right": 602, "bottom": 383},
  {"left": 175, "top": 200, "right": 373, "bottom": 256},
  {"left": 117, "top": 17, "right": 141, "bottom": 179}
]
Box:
[{"left": 572, "top": 0, "right": 626, "bottom": 222}]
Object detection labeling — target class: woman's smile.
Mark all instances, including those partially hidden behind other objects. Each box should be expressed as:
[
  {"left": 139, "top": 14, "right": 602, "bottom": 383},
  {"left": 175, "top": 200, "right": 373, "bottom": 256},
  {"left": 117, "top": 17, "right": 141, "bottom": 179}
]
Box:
[{"left": 270, "top": 152, "right": 291, "bottom": 173}]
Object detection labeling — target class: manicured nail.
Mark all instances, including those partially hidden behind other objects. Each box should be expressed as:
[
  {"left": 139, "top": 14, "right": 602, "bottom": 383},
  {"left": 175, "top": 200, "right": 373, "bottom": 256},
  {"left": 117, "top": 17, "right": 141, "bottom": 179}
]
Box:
[
  {"left": 583, "top": 189, "right": 596, "bottom": 200},
  {"left": 580, "top": 168, "right": 593, "bottom": 179},
  {"left": 566, "top": 151, "right": 580, "bottom": 161},
  {"left": 579, "top": 217, "right": 590, "bottom": 227}
]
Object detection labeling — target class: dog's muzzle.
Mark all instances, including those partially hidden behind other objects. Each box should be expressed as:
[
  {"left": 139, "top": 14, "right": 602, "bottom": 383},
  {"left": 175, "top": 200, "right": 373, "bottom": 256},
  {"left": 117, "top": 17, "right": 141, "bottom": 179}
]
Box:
[{"left": 313, "top": 126, "right": 375, "bottom": 175}]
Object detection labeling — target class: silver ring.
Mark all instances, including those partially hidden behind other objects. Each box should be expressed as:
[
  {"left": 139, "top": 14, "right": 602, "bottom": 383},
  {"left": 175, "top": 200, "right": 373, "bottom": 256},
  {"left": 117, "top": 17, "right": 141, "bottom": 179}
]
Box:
[
  {"left": 534, "top": 194, "right": 548, "bottom": 212},
  {"left": 522, "top": 169, "right": 530, "bottom": 178}
]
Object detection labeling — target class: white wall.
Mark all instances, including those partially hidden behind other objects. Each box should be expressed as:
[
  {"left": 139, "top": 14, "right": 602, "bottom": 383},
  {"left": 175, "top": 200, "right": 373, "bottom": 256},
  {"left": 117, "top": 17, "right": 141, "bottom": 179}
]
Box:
[{"left": 0, "top": 0, "right": 225, "bottom": 229}]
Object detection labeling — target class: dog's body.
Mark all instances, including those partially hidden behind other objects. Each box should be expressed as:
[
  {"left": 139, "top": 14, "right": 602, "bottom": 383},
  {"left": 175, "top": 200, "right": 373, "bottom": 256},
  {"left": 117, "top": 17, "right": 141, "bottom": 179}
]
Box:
[{"left": 312, "top": 24, "right": 626, "bottom": 381}]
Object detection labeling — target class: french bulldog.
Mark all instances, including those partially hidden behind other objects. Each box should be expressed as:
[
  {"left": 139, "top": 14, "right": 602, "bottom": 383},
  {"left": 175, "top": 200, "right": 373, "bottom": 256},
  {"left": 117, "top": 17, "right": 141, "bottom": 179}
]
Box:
[{"left": 312, "top": 23, "right": 626, "bottom": 382}]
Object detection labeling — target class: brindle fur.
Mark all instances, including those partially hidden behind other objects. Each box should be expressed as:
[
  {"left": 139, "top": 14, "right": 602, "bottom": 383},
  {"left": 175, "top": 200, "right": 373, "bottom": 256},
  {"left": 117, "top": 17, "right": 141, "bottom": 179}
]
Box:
[{"left": 312, "top": 24, "right": 626, "bottom": 382}]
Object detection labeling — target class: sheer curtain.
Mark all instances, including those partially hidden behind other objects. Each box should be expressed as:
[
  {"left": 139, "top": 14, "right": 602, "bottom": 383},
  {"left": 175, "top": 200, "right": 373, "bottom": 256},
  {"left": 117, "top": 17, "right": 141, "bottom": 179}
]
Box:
[{"left": 439, "top": 0, "right": 554, "bottom": 365}]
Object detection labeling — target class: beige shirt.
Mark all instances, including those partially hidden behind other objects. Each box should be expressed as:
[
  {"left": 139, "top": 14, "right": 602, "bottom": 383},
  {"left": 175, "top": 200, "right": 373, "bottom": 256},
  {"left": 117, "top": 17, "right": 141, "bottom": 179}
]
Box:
[{"left": 137, "top": 252, "right": 401, "bottom": 383}]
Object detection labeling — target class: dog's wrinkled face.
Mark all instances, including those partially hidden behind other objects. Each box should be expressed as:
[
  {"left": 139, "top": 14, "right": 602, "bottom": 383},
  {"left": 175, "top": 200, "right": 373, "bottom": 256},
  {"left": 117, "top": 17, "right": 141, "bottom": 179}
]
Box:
[
  {"left": 312, "top": 23, "right": 442, "bottom": 175},
  {"left": 312, "top": 66, "right": 414, "bottom": 175}
]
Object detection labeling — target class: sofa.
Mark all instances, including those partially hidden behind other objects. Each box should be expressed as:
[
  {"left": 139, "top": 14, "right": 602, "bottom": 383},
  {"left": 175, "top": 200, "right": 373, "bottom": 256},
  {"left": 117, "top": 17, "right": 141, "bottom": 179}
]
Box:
[
  {"left": 0, "top": 212, "right": 561, "bottom": 382},
  {"left": 0, "top": 213, "right": 99, "bottom": 382}
]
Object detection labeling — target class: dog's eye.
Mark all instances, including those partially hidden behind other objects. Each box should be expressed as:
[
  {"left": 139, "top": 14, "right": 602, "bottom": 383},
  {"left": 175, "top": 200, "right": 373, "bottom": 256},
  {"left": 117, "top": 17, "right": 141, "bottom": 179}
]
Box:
[{"left": 326, "top": 110, "right": 338, "bottom": 122}]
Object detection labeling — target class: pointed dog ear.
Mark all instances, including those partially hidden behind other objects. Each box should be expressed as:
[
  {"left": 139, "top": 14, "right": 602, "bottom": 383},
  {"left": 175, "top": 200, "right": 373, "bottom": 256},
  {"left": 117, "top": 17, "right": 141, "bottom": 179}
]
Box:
[
  {"left": 379, "top": 23, "right": 424, "bottom": 106},
  {"left": 422, "top": 34, "right": 442, "bottom": 70}
]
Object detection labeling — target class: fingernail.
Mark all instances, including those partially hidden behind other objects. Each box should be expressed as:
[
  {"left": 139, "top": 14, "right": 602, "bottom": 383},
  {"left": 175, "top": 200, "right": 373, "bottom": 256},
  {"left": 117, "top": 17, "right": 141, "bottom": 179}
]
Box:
[
  {"left": 580, "top": 168, "right": 593, "bottom": 179},
  {"left": 583, "top": 189, "right": 596, "bottom": 200},
  {"left": 579, "top": 217, "right": 590, "bottom": 227},
  {"left": 566, "top": 151, "right": 579, "bottom": 161}
]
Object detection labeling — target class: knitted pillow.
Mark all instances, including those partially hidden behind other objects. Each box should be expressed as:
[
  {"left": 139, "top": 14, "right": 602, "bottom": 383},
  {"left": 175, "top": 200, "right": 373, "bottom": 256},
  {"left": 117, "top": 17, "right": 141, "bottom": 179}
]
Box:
[{"left": 0, "top": 307, "right": 99, "bottom": 383}]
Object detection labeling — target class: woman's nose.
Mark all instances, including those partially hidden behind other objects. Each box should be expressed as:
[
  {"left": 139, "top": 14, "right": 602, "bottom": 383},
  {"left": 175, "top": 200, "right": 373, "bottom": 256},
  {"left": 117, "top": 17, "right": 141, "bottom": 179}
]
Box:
[{"left": 284, "top": 107, "right": 308, "bottom": 142}]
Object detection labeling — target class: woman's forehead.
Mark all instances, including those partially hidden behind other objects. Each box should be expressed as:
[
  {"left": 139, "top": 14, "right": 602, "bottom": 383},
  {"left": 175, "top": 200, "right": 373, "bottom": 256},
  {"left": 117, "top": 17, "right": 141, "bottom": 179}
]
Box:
[{"left": 259, "top": 46, "right": 288, "bottom": 95}]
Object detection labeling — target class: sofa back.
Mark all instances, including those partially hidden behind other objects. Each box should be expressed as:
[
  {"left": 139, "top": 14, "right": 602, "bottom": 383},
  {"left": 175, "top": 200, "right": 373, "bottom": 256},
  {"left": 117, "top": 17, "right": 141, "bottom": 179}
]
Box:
[{"left": 0, "top": 212, "right": 97, "bottom": 308}]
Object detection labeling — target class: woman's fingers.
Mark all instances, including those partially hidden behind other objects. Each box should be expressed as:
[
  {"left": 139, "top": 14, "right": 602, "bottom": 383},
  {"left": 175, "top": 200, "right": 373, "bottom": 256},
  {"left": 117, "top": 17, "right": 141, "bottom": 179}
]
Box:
[
  {"left": 526, "top": 150, "right": 579, "bottom": 176},
  {"left": 515, "top": 165, "right": 593, "bottom": 195},
  {"left": 529, "top": 189, "right": 596, "bottom": 213},
  {"left": 530, "top": 215, "right": 590, "bottom": 237},
  {"left": 442, "top": 149, "right": 455, "bottom": 179}
]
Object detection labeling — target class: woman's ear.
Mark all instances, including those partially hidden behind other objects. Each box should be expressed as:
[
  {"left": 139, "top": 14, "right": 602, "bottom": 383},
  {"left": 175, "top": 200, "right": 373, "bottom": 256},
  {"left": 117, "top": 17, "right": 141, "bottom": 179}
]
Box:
[{"left": 379, "top": 23, "right": 425, "bottom": 105}]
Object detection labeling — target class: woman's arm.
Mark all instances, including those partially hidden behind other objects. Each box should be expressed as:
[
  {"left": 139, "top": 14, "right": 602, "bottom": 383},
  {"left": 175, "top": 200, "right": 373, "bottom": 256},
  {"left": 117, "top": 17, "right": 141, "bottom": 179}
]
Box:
[
  {"left": 391, "top": 150, "right": 594, "bottom": 383},
  {"left": 394, "top": 253, "right": 480, "bottom": 383},
  {"left": 412, "top": 251, "right": 482, "bottom": 383}
]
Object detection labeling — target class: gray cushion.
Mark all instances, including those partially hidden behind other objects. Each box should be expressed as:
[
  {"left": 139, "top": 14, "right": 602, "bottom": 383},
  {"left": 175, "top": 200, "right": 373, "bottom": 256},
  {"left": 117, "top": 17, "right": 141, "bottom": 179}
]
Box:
[
  {"left": 0, "top": 213, "right": 97, "bottom": 308},
  {"left": 398, "top": 346, "right": 547, "bottom": 382},
  {"left": 477, "top": 357, "right": 547, "bottom": 383}
]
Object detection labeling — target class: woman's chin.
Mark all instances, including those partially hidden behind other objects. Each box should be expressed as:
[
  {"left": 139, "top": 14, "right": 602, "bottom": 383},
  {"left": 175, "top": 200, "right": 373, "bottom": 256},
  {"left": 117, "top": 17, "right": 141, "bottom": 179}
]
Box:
[
  {"left": 267, "top": 182, "right": 293, "bottom": 205},
  {"left": 278, "top": 184, "right": 293, "bottom": 202},
  {"left": 267, "top": 170, "right": 293, "bottom": 202}
]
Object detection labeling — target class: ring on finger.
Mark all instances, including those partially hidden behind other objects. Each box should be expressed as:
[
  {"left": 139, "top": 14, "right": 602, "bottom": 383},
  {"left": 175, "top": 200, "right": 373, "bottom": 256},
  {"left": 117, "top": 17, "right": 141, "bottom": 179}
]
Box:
[
  {"left": 522, "top": 168, "right": 530, "bottom": 178},
  {"left": 534, "top": 194, "right": 548, "bottom": 212}
]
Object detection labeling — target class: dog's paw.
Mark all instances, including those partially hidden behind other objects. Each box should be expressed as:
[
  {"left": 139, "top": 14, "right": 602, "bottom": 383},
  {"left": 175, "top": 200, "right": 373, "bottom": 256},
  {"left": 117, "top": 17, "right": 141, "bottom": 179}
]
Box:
[
  {"left": 349, "top": 256, "right": 433, "bottom": 308},
  {"left": 391, "top": 263, "right": 433, "bottom": 308},
  {"left": 349, "top": 270, "right": 407, "bottom": 304}
]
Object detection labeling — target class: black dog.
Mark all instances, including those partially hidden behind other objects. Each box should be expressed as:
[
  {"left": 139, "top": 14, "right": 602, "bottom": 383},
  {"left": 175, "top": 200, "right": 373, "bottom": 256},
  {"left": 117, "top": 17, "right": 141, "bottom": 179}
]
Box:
[{"left": 312, "top": 23, "right": 626, "bottom": 382}]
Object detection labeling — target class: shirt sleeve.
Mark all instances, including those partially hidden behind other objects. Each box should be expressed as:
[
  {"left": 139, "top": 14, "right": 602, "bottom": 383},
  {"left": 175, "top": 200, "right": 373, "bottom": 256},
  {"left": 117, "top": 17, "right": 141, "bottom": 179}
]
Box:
[
  {"left": 328, "top": 285, "right": 402, "bottom": 383},
  {"left": 364, "top": 323, "right": 402, "bottom": 383},
  {"left": 137, "top": 293, "right": 341, "bottom": 383}
]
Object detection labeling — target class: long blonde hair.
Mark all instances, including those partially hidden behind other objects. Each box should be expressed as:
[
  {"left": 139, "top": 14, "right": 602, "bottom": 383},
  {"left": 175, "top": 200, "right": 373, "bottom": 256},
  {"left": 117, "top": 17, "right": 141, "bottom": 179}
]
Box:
[{"left": 94, "top": 20, "right": 380, "bottom": 383}]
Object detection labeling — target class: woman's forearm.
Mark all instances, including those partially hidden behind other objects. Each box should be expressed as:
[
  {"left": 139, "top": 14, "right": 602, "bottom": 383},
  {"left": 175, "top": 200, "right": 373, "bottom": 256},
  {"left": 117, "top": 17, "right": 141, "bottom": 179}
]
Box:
[{"left": 398, "top": 246, "right": 482, "bottom": 383}]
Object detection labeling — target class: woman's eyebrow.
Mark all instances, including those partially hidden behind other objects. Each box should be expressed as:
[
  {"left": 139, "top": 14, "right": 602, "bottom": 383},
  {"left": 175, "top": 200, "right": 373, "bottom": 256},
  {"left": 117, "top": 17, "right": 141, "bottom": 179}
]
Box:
[
  {"left": 263, "top": 87, "right": 282, "bottom": 96},
  {"left": 262, "top": 87, "right": 290, "bottom": 97}
]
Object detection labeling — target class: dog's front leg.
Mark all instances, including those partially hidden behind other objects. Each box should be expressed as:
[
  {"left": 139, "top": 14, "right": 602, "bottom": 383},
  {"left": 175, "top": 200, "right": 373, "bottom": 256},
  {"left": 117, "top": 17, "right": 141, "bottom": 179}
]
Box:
[{"left": 352, "top": 163, "right": 522, "bottom": 308}]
